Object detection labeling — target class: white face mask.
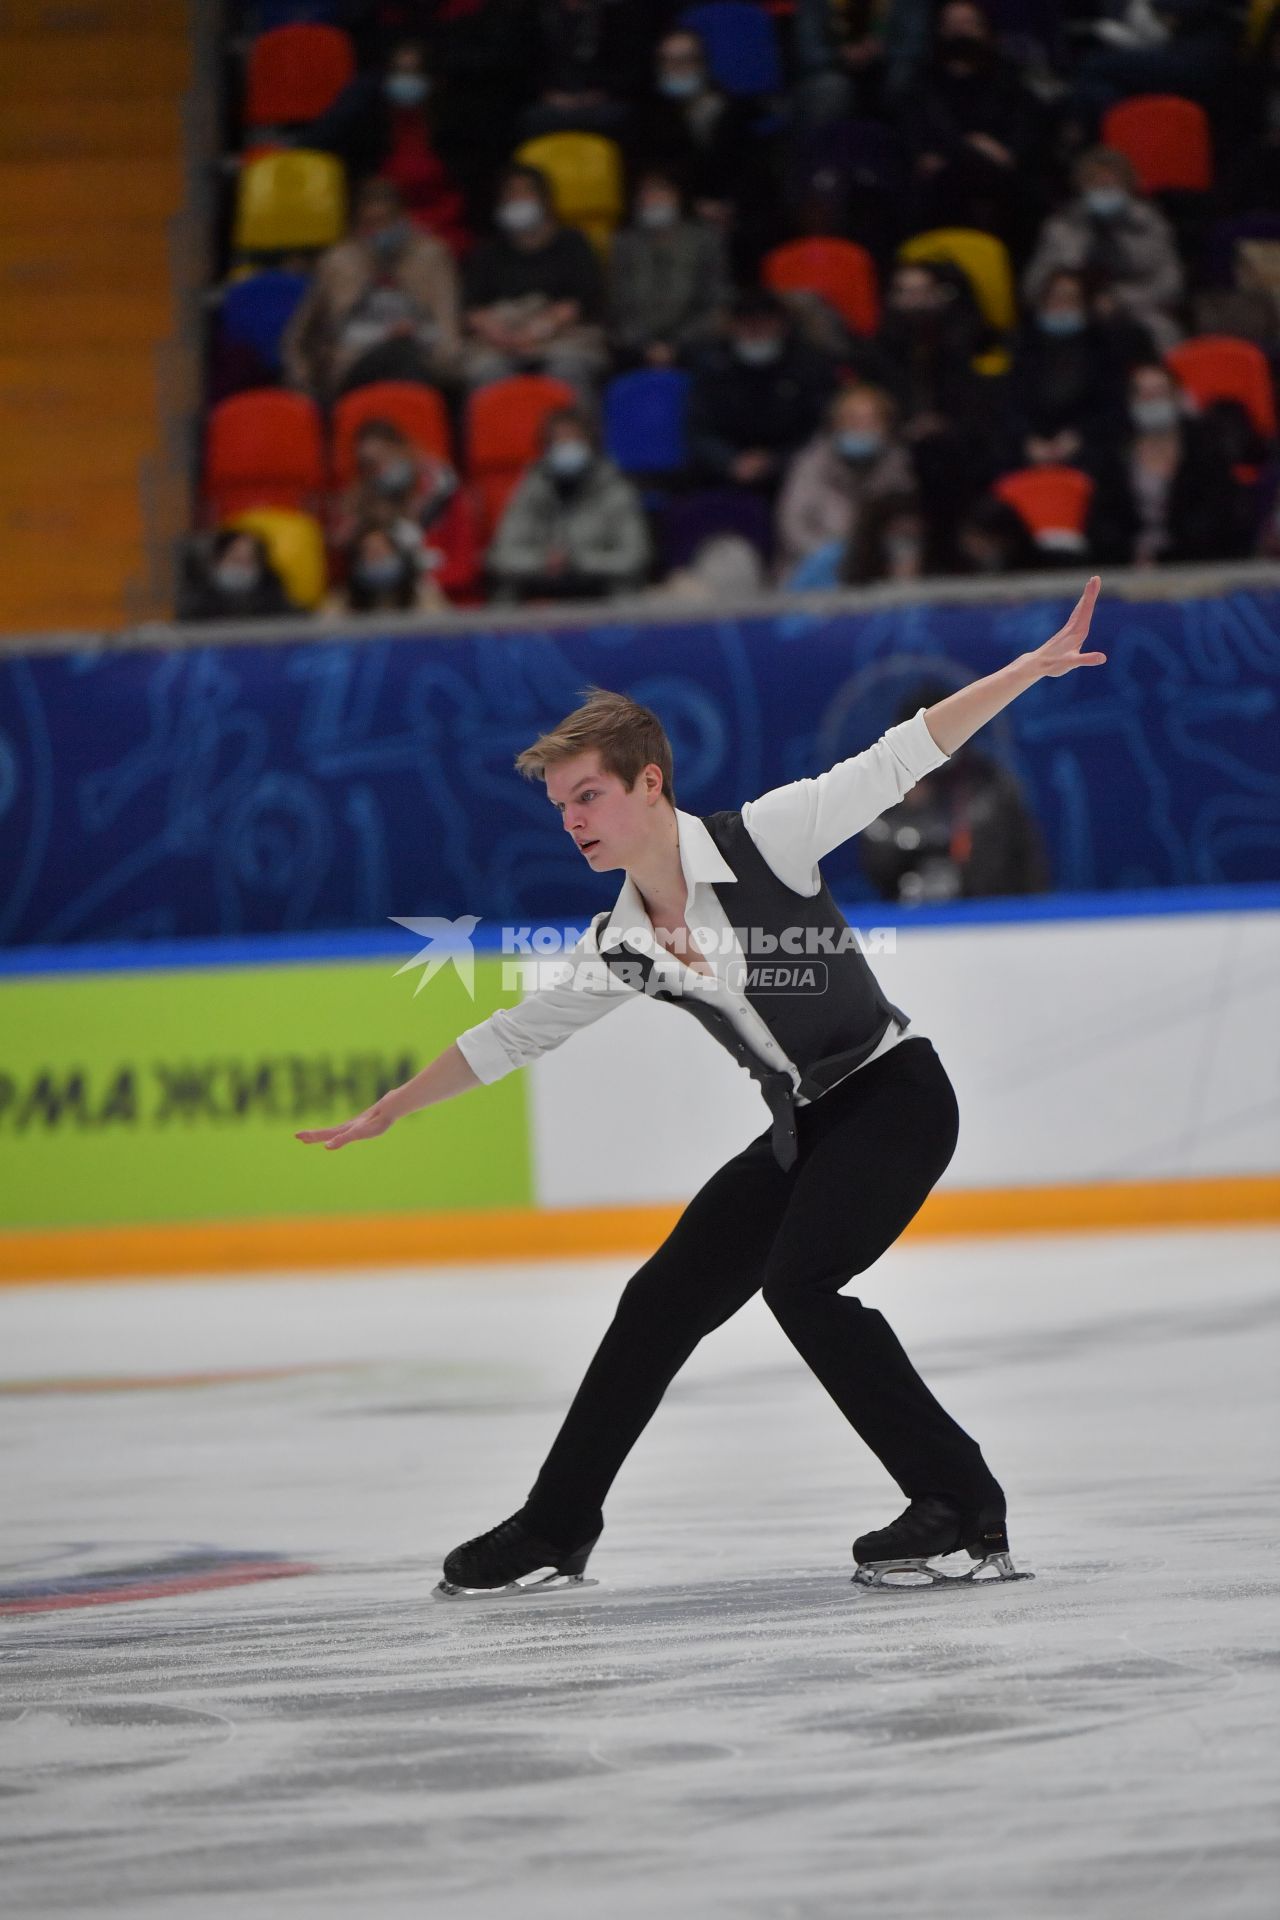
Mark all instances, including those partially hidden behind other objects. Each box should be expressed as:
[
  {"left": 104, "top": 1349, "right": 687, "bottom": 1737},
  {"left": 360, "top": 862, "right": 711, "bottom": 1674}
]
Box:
[
  {"left": 1131, "top": 397, "right": 1179, "bottom": 432},
  {"left": 384, "top": 72, "right": 430, "bottom": 108},
  {"left": 546, "top": 439, "right": 591, "bottom": 479},
  {"left": 658, "top": 70, "right": 701, "bottom": 99},
  {"left": 639, "top": 199, "right": 679, "bottom": 230},
  {"left": 1085, "top": 186, "right": 1128, "bottom": 219},
  {"left": 734, "top": 335, "right": 782, "bottom": 366},
  {"left": 214, "top": 560, "right": 259, "bottom": 595},
  {"left": 498, "top": 197, "right": 543, "bottom": 234}
]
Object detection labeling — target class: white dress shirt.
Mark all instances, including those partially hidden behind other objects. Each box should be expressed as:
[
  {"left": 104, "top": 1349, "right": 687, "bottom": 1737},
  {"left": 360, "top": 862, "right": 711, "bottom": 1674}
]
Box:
[{"left": 456, "top": 707, "right": 950, "bottom": 1101}]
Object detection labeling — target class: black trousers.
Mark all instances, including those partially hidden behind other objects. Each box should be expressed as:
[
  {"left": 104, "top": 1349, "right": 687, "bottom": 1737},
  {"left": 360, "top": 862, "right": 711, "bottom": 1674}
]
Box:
[{"left": 524, "top": 1037, "right": 1001, "bottom": 1543}]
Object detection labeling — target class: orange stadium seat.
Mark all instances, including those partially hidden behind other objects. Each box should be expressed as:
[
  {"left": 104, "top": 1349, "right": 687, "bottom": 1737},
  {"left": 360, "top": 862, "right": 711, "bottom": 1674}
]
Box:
[
  {"left": 466, "top": 374, "right": 576, "bottom": 532},
  {"left": 1165, "top": 335, "right": 1277, "bottom": 442},
  {"left": 330, "top": 382, "right": 453, "bottom": 485},
  {"left": 994, "top": 466, "right": 1095, "bottom": 545},
  {"left": 245, "top": 25, "right": 356, "bottom": 130},
  {"left": 762, "top": 239, "right": 880, "bottom": 338},
  {"left": 1101, "top": 95, "right": 1212, "bottom": 194},
  {"left": 205, "top": 389, "right": 324, "bottom": 519}
]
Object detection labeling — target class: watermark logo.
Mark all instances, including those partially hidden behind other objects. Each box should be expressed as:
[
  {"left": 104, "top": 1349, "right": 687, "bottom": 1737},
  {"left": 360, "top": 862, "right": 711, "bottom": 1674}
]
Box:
[{"left": 388, "top": 915, "right": 480, "bottom": 998}]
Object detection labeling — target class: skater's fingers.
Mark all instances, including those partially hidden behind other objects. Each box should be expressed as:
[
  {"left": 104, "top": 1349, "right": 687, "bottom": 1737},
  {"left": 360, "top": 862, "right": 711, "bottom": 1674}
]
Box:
[
  {"left": 1065, "top": 574, "right": 1101, "bottom": 633},
  {"left": 296, "top": 1127, "right": 341, "bottom": 1143}
]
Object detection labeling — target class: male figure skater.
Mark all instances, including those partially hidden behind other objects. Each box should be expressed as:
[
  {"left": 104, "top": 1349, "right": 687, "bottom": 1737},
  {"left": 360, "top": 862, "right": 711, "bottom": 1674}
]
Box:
[{"left": 299, "top": 577, "right": 1106, "bottom": 1593}]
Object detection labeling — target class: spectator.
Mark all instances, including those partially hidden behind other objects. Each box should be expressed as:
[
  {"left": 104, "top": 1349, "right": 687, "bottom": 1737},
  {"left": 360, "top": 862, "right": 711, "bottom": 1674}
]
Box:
[
  {"left": 776, "top": 383, "right": 917, "bottom": 572},
  {"left": 1071, "top": 0, "right": 1237, "bottom": 120},
  {"left": 461, "top": 163, "right": 608, "bottom": 394},
  {"left": 861, "top": 686, "right": 1051, "bottom": 902},
  {"left": 630, "top": 28, "right": 778, "bottom": 274},
  {"left": 283, "top": 39, "right": 469, "bottom": 256},
  {"left": 1023, "top": 147, "right": 1184, "bottom": 353},
  {"left": 282, "top": 179, "right": 461, "bottom": 402},
  {"left": 687, "top": 289, "right": 835, "bottom": 495},
  {"left": 608, "top": 168, "right": 730, "bottom": 368},
  {"left": 330, "top": 419, "right": 481, "bottom": 604},
  {"left": 898, "top": 0, "right": 1042, "bottom": 250},
  {"left": 658, "top": 533, "right": 768, "bottom": 603},
  {"left": 1085, "top": 362, "right": 1257, "bottom": 567},
  {"left": 1004, "top": 266, "right": 1145, "bottom": 471},
  {"left": 333, "top": 524, "right": 432, "bottom": 614},
  {"left": 178, "top": 529, "right": 298, "bottom": 622},
  {"left": 487, "top": 405, "right": 651, "bottom": 602},
  {"left": 953, "top": 493, "right": 1043, "bottom": 574},
  {"left": 420, "top": 0, "right": 541, "bottom": 226},
  {"left": 840, "top": 490, "right": 937, "bottom": 586},
  {"left": 517, "top": 0, "right": 650, "bottom": 140}
]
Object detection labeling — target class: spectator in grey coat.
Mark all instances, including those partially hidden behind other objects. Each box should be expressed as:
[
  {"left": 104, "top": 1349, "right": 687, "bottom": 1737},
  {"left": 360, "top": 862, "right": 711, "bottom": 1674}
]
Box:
[
  {"left": 487, "top": 406, "right": 651, "bottom": 603},
  {"left": 1022, "top": 147, "right": 1184, "bottom": 352},
  {"left": 607, "top": 168, "right": 729, "bottom": 369},
  {"left": 776, "top": 383, "right": 917, "bottom": 572}
]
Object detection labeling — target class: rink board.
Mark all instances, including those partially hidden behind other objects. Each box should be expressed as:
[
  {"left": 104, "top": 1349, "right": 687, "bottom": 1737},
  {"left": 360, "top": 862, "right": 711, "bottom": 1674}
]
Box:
[{"left": 1, "top": 890, "right": 1278, "bottom": 1278}]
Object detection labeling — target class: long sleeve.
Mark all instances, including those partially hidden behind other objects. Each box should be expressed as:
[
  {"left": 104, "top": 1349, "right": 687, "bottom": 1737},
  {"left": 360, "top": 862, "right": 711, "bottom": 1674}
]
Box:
[
  {"left": 454, "top": 921, "right": 628, "bottom": 1083},
  {"left": 740, "top": 708, "right": 950, "bottom": 894}
]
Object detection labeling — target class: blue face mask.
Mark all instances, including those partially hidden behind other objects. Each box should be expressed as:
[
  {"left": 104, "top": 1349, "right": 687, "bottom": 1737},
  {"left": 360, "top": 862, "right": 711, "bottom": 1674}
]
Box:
[
  {"left": 384, "top": 72, "right": 430, "bottom": 108},
  {"left": 370, "top": 221, "right": 411, "bottom": 261},
  {"left": 658, "top": 71, "right": 702, "bottom": 99},
  {"left": 1085, "top": 187, "right": 1128, "bottom": 220},
  {"left": 546, "top": 440, "right": 592, "bottom": 479},
  {"left": 356, "top": 557, "right": 406, "bottom": 592},
  {"left": 1038, "top": 309, "right": 1086, "bottom": 337},
  {"left": 836, "top": 429, "right": 883, "bottom": 462}
]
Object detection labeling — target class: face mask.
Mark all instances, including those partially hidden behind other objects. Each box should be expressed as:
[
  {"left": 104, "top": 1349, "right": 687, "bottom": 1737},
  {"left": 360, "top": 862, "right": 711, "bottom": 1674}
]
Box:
[
  {"left": 498, "top": 197, "right": 543, "bottom": 234},
  {"left": 639, "top": 199, "right": 679, "bottom": 230},
  {"left": 885, "top": 534, "right": 923, "bottom": 566},
  {"left": 384, "top": 72, "right": 430, "bottom": 108},
  {"left": 546, "top": 439, "right": 591, "bottom": 479},
  {"left": 836, "top": 429, "right": 884, "bottom": 462},
  {"left": 375, "top": 457, "right": 416, "bottom": 495},
  {"left": 1085, "top": 187, "right": 1128, "bottom": 220},
  {"left": 356, "top": 557, "right": 406, "bottom": 592},
  {"left": 734, "top": 336, "right": 782, "bottom": 367},
  {"left": 1038, "top": 308, "right": 1086, "bottom": 337},
  {"left": 370, "top": 221, "right": 410, "bottom": 261},
  {"left": 1131, "top": 398, "right": 1179, "bottom": 432},
  {"left": 658, "top": 71, "right": 702, "bottom": 99},
  {"left": 214, "top": 561, "right": 259, "bottom": 595}
]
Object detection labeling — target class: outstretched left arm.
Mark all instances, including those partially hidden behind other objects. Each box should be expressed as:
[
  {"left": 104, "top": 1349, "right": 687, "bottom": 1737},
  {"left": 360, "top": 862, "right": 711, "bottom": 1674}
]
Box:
[{"left": 921, "top": 576, "right": 1107, "bottom": 758}]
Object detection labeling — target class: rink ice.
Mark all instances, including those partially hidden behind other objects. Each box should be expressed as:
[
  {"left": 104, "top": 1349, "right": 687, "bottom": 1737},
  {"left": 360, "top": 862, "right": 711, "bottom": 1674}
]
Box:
[{"left": 1, "top": 1226, "right": 1278, "bottom": 1920}]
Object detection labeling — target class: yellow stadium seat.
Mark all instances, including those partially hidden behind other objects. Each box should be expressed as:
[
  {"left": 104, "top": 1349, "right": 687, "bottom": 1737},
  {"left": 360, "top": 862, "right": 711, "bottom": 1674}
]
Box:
[
  {"left": 225, "top": 507, "right": 327, "bottom": 609},
  {"left": 233, "top": 150, "right": 346, "bottom": 254},
  {"left": 898, "top": 226, "right": 1016, "bottom": 334},
  {"left": 1248, "top": 0, "right": 1279, "bottom": 46},
  {"left": 515, "top": 133, "right": 623, "bottom": 247}
]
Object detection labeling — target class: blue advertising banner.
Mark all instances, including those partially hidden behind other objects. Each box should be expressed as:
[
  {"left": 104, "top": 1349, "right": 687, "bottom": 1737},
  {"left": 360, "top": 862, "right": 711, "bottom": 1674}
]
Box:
[{"left": 2, "top": 585, "right": 1277, "bottom": 946}]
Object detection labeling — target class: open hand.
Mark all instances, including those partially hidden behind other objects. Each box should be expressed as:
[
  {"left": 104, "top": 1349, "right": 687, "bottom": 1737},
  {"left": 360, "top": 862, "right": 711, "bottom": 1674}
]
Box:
[
  {"left": 1032, "top": 575, "right": 1107, "bottom": 678},
  {"left": 296, "top": 1098, "right": 397, "bottom": 1150}
]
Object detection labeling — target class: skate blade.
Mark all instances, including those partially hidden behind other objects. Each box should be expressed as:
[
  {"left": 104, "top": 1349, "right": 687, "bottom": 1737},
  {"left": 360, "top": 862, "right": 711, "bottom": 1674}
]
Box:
[
  {"left": 432, "top": 1569, "right": 600, "bottom": 1602},
  {"left": 852, "top": 1551, "right": 1034, "bottom": 1591}
]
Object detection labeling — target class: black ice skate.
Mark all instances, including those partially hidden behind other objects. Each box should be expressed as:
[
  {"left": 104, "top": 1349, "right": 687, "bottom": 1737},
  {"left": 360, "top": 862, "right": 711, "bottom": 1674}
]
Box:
[
  {"left": 433, "top": 1509, "right": 603, "bottom": 1600},
  {"left": 851, "top": 1494, "right": 1033, "bottom": 1589}
]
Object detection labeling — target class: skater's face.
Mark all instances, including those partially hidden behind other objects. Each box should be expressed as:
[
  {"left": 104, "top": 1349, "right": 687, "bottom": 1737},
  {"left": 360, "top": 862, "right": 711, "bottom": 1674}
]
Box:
[{"left": 546, "top": 751, "right": 666, "bottom": 871}]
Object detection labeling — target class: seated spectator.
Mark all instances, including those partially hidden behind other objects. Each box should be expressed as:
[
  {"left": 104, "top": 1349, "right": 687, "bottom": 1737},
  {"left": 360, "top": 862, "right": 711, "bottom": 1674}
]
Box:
[
  {"left": 776, "top": 383, "right": 917, "bottom": 572},
  {"left": 487, "top": 405, "right": 651, "bottom": 602},
  {"left": 330, "top": 419, "right": 481, "bottom": 604},
  {"left": 898, "top": 0, "right": 1042, "bottom": 251},
  {"left": 331, "top": 524, "right": 435, "bottom": 614},
  {"left": 861, "top": 686, "right": 1051, "bottom": 903},
  {"left": 792, "top": 0, "right": 897, "bottom": 127},
  {"left": 1023, "top": 147, "right": 1184, "bottom": 353},
  {"left": 608, "top": 168, "right": 729, "bottom": 368},
  {"left": 840, "top": 490, "right": 937, "bottom": 587},
  {"left": 283, "top": 39, "right": 469, "bottom": 257},
  {"left": 461, "top": 163, "right": 608, "bottom": 394},
  {"left": 1071, "top": 0, "right": 1236, "bottom": 120},
  {"left": 1085, "top": 361, "right": 1257, "bottom": 567},
  {"left": 657, "top": 533, "right": 767, "bottom": 603},
  {"left": 516, "top": 0, "right": 650, "bottom": 141},
  {"left": 1004, "top": 267, "right": 1146, "bottom": 471},
  {"left": 630, "top": 27, "right": 779, "bottom": 275},
  {"left": 178, "top": 529, "right": 298, "bottom": 622},
  {"left": 282, "top": 179, "right": 461, "bottom": 403},
  {"left": 953, "top": 493, "right": 1043, "bottom": 574},
  {"left": 687, "top": 289, "right": 835, "bottom": 496}
]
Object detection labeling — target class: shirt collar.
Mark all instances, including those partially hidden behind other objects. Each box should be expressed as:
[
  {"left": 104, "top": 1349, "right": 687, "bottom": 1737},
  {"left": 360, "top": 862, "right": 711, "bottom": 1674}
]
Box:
[{"left": 599, "top": 809, "right": 738, "bottom": 950}]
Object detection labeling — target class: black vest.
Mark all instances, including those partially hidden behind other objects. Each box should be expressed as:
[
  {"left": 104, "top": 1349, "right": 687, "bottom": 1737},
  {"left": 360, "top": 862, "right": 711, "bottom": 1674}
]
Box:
[{"left": 593, "top": 810, "right": 910, "bottom": 1169}]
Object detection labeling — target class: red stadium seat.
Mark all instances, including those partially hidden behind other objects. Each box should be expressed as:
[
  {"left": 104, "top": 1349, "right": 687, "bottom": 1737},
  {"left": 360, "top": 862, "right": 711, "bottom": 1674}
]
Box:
[
  {"left": 762, "top": 239, "right": 879, "bottom": 338},
  {"left": 245, "top": 25, "right": 356, "bottom": 130},
  {"left": 466, "top": 375, "right": 576, "bottom": 532},
  {"left": 330, "top": 383, "right": 454, "bottom": 485},
  {"left": 204, "top": 389, "right": 324, "bottom": 520},
  {"left": 1100, "top": 95, "right": 1212, "bottom": 194},
  {"left": 1165, "top": 335, "right": 1277, "bottom": 442},
  {"left": 994, "top": 466, "right": 1095, "bottom": 543}
]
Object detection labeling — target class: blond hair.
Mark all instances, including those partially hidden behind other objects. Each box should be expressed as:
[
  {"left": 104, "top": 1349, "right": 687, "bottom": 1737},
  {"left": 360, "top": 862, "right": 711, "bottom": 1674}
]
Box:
[{"left": 514, "top": 685, "right": 676, "bottom": 804}]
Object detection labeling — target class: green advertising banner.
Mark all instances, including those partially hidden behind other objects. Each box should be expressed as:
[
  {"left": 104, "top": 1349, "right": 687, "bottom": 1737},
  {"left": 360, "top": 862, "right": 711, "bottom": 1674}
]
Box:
[{"left": 0, "top": 955, "right": 529, "bottom": 1229}]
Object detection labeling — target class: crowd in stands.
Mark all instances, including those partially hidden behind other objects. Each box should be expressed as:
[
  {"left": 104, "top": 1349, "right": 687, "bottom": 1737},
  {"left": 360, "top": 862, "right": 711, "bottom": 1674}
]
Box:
[{"left": 182, "top": 0, "right": 1280, "bottom": 622}]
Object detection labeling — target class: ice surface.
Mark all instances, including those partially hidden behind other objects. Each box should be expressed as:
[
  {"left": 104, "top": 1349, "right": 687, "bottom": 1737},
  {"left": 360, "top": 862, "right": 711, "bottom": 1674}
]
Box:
[{"left": 1, "top": 1228, "right": 1278, "bottom": 1919}]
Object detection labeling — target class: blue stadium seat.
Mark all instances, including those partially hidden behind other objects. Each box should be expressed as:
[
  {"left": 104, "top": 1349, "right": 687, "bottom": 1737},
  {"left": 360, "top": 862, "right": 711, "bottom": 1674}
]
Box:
[
  {"left": 661, "top": 486, "right": 775, "bottom": 570},
  {"left": 678, "top": 4, "right": 783, "bottom": 98},
  {"left": 220, "top": 271, "right": 309, "bottom": 375},
  {"left": 252, "top": 2, "right": 342, "bottom": 25},
  {"left": 603, "top": 370, "right": 691, "bottom": 477}
]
